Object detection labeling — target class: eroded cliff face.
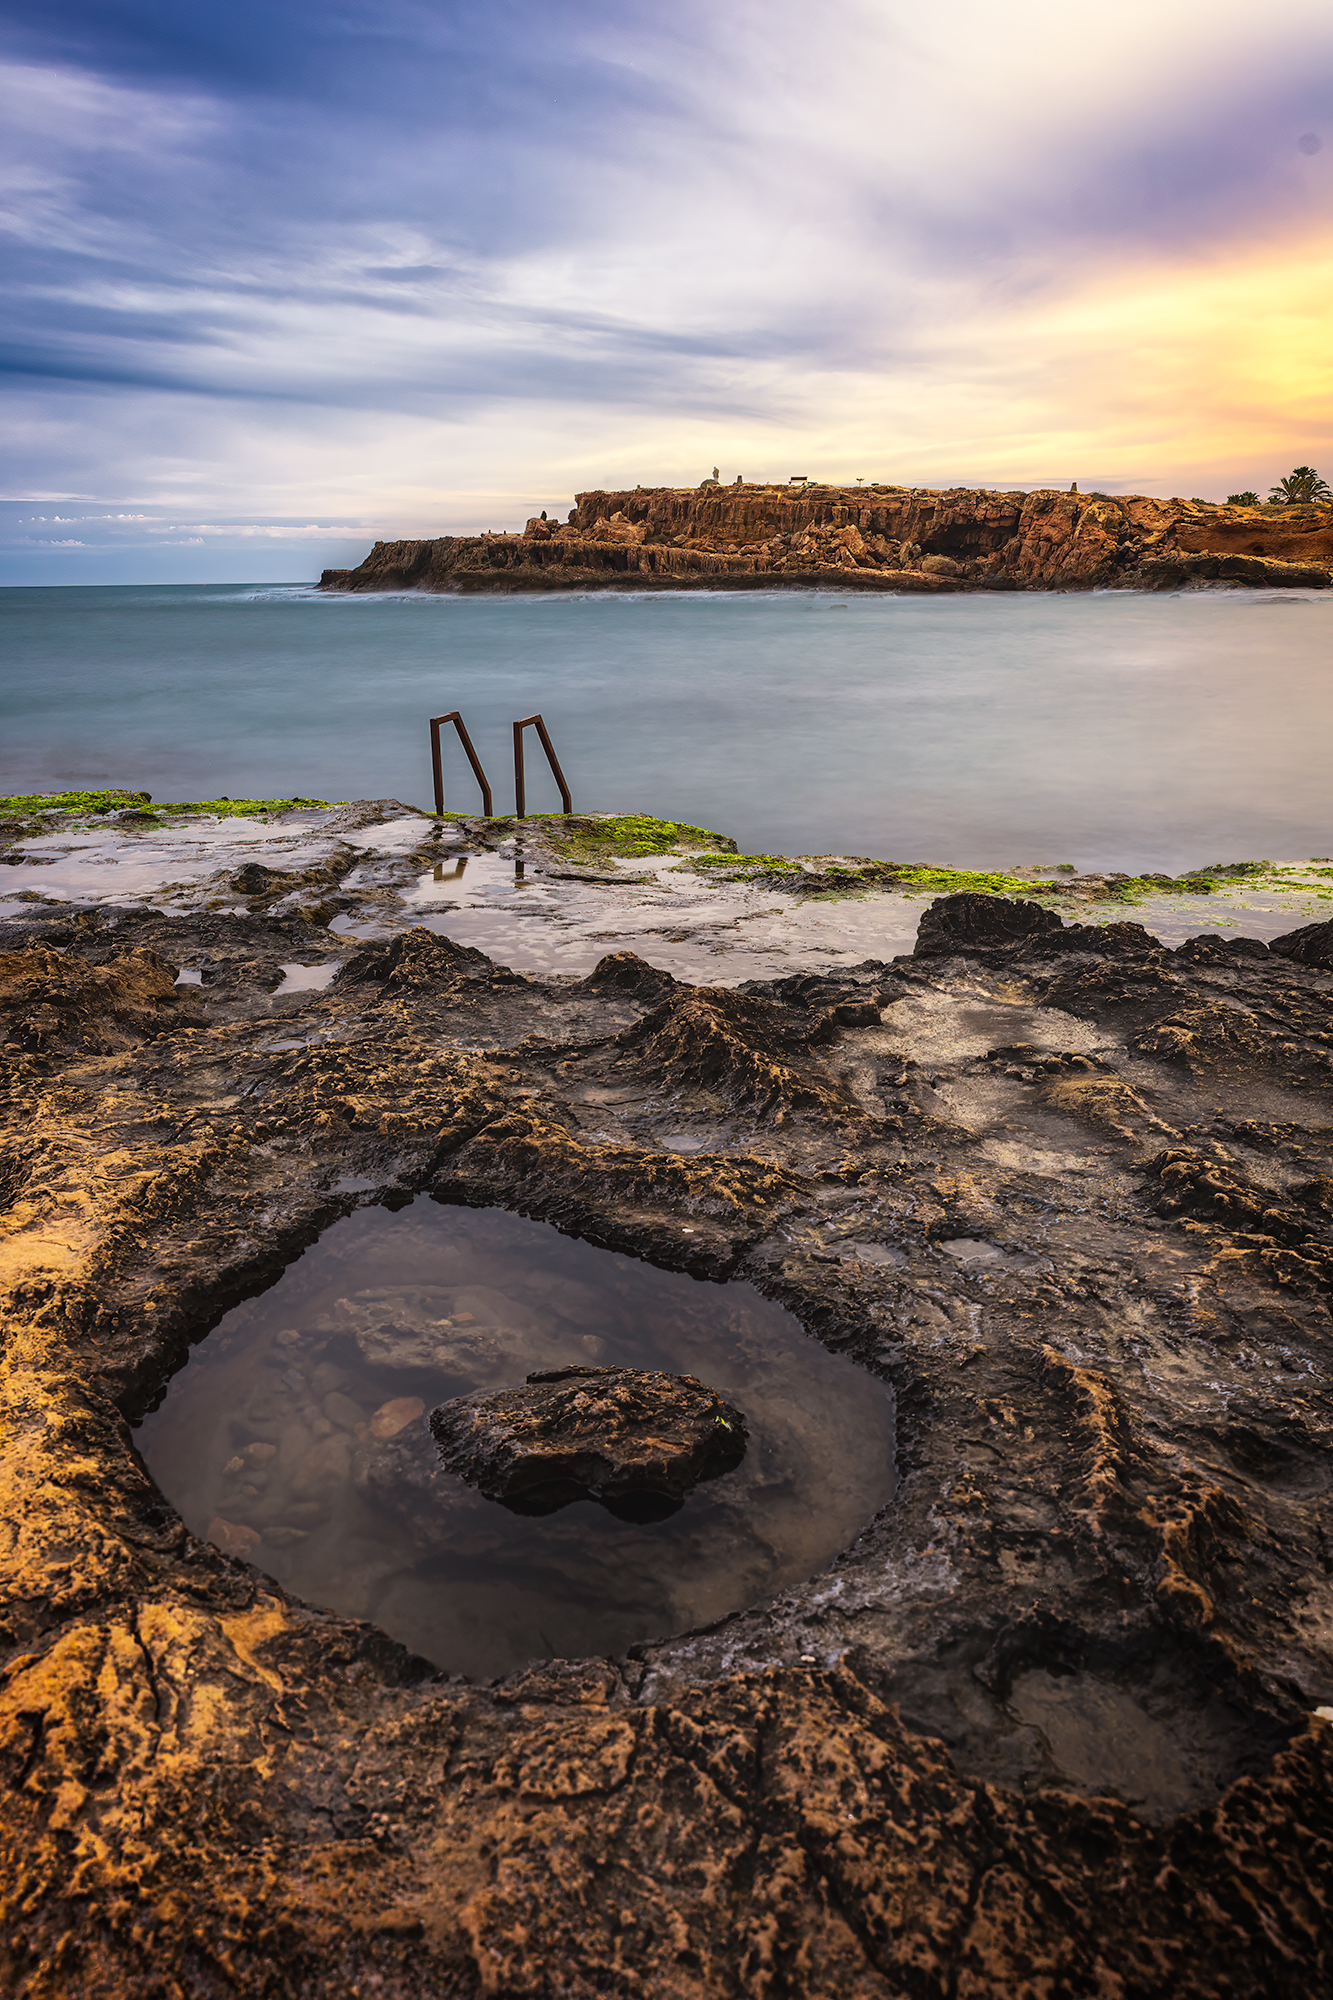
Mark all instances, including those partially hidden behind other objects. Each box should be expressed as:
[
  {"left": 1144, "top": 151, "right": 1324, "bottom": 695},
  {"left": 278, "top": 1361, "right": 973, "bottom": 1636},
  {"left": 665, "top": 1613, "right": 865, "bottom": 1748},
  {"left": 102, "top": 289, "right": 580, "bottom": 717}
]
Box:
[{"left": 321, "top": 485, "right": 1333, "bottom": 594}]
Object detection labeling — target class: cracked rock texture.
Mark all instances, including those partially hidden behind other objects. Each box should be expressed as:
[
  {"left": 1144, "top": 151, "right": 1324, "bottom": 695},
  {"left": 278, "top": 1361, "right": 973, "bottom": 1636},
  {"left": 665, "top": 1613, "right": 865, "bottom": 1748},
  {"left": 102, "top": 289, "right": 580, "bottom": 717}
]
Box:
[
  {"left": 1, "top": 886, "right": 1332, "bottom": 1995},
  {"left": 428, "top": 1365, "right": 748, "bottom": 1517},
  {"left": 321, "top": 484, "right": 1333, "bottom": 595}
]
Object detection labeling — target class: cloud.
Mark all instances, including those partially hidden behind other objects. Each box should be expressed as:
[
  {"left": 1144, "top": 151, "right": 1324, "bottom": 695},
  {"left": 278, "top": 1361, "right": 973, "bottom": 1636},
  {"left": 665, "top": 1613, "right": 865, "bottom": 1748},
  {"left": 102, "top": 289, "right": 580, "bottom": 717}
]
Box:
[{"left": 2, "top": 0, "right": 1331, "bottom": 579}]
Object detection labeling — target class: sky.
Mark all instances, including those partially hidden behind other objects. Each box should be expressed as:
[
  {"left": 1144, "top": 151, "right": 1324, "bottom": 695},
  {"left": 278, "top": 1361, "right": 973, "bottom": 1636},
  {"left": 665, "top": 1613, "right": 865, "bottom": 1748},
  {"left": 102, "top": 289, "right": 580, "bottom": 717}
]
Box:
[{"left": 2, "top": 0, "right": 1331, "bottom": 583}]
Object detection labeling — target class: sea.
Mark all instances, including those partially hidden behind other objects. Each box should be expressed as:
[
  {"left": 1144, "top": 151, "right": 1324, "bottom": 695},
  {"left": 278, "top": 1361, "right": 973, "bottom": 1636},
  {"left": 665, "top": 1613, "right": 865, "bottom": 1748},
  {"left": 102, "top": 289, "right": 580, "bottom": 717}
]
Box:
[{"left": 3, "top": 582, "right": 1331, "bottom": 873}]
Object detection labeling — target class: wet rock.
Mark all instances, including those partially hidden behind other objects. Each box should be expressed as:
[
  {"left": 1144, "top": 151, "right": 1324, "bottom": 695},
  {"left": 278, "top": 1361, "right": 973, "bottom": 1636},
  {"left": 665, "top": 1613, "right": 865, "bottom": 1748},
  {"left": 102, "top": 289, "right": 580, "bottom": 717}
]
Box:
[
  {"left": 1056, "top": 918, "right": 1162, "bottom": 959},
  {"left": 618, "top": 984, "right": 857, "bottom": 1122},
  {"left": 370, "top": 1396, "right": 424, "bottom": 1439},
  {"left": 205, "top": 1515, "right": 262, "bottom": 1556},
  {"left": 0, "top": 1149, "right": 27, "bottom": 1213},
  {"left": 1176, "top": 933, "right": 1272, "bottom": 965},
  {"left": 914, "top": 892, "right": 1066, "bottom": 955},
  {"left": 335, "top": 925, "right": 501, "bottom": 995},
  {"left": 0, "top": 940, "right": 198, "bottom": 1054},
  {"left": 1300, "top": 1175, "right": 1333, "bottom": 1219},
  {"left": 8, "top": 858, "right": 1333, "bottom": 1994},
  {"left": 1130, "top": 1000, "right": 1275, "bottom": 1068},
  {"left": 1147, "top": 1147, "right": 1304, "bottom": 1238},
  {"left": 1040, "top": 954, "right": 1182, "bottom": 1019},
  {"left": 1269, "top": 916, "right": 1333, "bottom": 971},
  {"left": 915, "top": 894, "right": 1165, "bottom": 965},
  {"left": 583, "top": 950, "right": 677, "bottom": 1002},
  {"left": 429, "top": 1365, "right": 747, "bottom": 1519},
  {"left": 231, "top": 861, "right": 289, "bottom": 897},
  {"left": 322, "top": 1390, "right": 366, "bottom": 1430}
]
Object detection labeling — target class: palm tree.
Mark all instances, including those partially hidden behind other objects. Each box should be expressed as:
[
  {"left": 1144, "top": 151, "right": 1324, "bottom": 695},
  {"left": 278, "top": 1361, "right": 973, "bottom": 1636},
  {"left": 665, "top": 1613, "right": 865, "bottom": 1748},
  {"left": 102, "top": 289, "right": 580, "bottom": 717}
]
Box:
[
  {"left": 1226, "top": 491, "right": 1260, "bottom": 506},
  {"left": 1268, "top": 466, "right": 1331, "bottom": 504}
]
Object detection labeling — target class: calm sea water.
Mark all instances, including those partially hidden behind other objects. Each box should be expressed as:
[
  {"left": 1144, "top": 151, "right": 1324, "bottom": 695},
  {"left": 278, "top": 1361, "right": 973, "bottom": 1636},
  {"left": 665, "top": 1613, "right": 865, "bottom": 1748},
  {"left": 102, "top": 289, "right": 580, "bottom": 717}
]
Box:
[{"left": 3, "top": 582, "right": 1330, "bottom": 872}]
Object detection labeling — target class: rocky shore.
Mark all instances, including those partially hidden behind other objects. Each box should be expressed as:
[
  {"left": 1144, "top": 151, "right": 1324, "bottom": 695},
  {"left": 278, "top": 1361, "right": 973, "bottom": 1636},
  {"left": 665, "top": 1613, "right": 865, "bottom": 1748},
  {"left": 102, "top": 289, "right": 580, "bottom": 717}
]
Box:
[
  {"left": 2, "top": 797, "right": 1332, "bottom": 1995},
  {"left": 321, "top": 484, "right": 1333, "bottom": 594}
]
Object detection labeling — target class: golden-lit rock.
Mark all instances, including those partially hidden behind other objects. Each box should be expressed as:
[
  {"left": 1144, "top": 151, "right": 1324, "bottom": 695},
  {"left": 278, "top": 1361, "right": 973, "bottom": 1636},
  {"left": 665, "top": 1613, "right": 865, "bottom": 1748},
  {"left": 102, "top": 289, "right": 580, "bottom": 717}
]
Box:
[
  {"left": 320, "top": 483, "right": 1333, "bottom": 594},
  {"left": 370, "top": 1395, "right": 425, "bottom": 1439}
]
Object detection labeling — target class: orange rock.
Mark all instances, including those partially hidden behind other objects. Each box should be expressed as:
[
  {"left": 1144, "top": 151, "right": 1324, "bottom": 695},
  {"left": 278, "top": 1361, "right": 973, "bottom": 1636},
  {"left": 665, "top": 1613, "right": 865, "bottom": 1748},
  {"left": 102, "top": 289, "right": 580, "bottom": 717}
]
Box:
[
  {"left": 320, "top": 482, "right": 1333, "bottom": 595},
  {"left": 370, "top": 1396, "right": 425, "bottom": 1440},
  {"left": 206, "top": 1515, "right": 261, "bottom": 1557}
]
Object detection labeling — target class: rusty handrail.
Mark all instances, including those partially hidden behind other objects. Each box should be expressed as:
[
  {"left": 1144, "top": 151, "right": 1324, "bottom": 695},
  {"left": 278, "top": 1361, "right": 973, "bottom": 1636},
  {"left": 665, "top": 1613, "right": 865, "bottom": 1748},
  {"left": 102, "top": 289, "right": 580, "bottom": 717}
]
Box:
[
  {"left": 512, "top": 713, "right": 572, "bottom": 816},
  {"left": 429, "top": 711, "right": 493, "bottom": 817}
]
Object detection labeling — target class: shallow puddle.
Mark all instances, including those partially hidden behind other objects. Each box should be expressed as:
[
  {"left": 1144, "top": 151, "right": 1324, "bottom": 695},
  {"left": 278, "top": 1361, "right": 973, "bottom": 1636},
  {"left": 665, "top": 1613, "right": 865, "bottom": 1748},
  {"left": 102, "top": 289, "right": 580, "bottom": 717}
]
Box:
[
  {"left": 1009, "top": 1669, "right": 1208, "bottom": 1818},
  {"left": 274, "top": 960, "right": 344, "bottom": 993},
  {"left": 137, "top": 1201, "right": 896, "bottom": 1679}
]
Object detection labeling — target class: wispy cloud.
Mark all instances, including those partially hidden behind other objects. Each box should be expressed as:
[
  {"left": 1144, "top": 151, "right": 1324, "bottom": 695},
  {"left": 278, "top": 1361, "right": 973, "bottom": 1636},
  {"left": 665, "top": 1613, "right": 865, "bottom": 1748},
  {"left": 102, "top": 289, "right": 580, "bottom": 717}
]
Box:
[{"left": 1, "top": 0, "right": 1330, "bottom": 579}]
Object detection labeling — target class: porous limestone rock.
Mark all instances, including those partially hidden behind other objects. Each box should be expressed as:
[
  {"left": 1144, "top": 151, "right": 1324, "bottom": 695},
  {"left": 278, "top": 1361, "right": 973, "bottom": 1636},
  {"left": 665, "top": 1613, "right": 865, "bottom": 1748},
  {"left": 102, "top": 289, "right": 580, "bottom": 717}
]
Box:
[
  {"left": 0, "top": 938, "right": 198, "bottom": 1054},
  {"left": 1270, "top": 916, "right": 1333, "bottom": 971},
  {"left": 3, "top": 866, "right": 1333, "bottom": 1996},
  {"left": 429, "top": 1365, "right": 747, "bottom": 1518}
]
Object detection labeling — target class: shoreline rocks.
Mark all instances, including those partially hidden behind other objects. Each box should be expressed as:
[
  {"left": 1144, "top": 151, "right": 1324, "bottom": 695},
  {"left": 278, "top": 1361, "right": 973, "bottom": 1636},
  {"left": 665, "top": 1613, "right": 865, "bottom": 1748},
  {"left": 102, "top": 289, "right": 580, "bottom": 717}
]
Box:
[{"left": 2, "top": 878, "right": 1333, "bottom": 1994}]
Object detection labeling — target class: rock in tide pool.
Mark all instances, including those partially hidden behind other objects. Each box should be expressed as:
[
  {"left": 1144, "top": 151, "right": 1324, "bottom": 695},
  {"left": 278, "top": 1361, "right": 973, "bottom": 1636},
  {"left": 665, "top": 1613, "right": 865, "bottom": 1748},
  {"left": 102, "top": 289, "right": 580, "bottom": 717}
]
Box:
[
  {"left": 429, "top": 1365, "right": 747, "bottom": 1520},
  {"left": 370, "top": 1395, "right": 425, "bottom": 1439},
  {"left": 206, "top": 1515, "right": 262, "bottom": 1557}
]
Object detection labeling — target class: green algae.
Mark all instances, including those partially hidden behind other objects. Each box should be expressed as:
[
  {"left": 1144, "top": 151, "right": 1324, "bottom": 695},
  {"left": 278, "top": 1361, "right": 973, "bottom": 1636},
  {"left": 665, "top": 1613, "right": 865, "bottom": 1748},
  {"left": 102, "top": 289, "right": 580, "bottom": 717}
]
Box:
[
  {"left": 4, "top": 792, "right": 1329, "bottom": 915},
  {"left": 684, "top": 852, "right": 1227, "bottom": 904},
  {"left": 520, "top": 814, "right": 738, "bottom": 862},
  {"left": 0, "top": 790, "right": 330, "bottom": 825},
  {"left": 689, "top": 852, "right": 798, "bottom": 873},
  {"left": 0, "top": 789, "right": 154, "bottom": 816}
]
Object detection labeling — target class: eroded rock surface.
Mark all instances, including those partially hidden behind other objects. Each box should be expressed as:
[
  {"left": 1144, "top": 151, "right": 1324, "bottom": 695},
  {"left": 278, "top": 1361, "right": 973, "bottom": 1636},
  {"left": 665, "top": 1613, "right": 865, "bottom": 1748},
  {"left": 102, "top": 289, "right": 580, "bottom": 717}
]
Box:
[
  {"left": 429, "top": 1365, "right": 747, "bottom": 1518},
  {"left": 0, "top": 938, "right": 199, "bottom": 1054},
  {"left": 1, "top": 888, "right": 1332, "bottom": 1995},
  {"left": 1271, "top": 915, "right": 1333, "bottom": 971}
]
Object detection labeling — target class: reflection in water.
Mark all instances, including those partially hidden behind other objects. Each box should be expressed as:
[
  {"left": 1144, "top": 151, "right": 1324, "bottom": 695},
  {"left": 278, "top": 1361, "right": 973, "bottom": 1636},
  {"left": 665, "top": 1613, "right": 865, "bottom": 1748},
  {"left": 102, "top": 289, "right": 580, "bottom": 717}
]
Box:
[
  {"left": 137, "top": 1201, "right": 895, "bottom": 1679},
  {"left": 432, "top": 857, "right": 467, "bottom": 882}
]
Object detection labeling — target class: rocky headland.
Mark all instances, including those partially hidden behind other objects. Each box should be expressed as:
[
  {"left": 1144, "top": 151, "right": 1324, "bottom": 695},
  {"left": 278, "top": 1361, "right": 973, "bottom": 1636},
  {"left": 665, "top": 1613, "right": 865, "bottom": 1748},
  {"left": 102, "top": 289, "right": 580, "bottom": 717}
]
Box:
[
  {"left": 321, "top": 484, "right": 1333, "bottom": 594},
  {"left": 2, "top": 795, "right": 1333, "bottom": 1994}
]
